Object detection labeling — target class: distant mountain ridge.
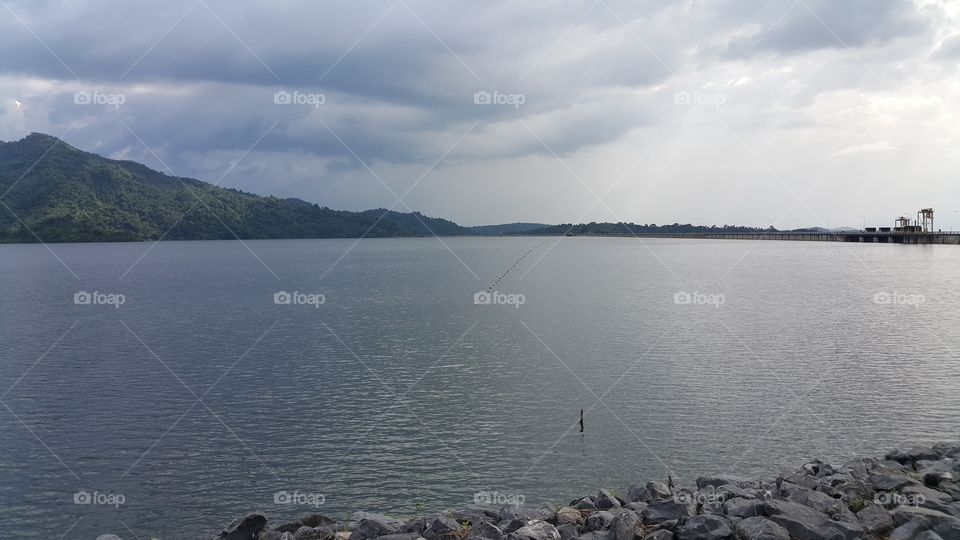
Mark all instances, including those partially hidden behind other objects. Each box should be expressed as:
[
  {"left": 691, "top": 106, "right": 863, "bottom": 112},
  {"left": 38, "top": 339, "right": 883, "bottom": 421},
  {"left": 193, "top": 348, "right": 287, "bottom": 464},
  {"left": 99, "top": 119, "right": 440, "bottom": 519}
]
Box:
[{"left": 0, "top": 133, "right": 525, "bottom": 243}]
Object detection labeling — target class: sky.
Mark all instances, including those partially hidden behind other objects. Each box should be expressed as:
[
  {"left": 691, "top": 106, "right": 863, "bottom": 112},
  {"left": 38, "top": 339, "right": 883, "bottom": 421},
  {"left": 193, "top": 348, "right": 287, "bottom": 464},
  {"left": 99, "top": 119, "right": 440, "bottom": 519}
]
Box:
[{"left": 1, "top": 0, "right": 960, "bottom": 228}]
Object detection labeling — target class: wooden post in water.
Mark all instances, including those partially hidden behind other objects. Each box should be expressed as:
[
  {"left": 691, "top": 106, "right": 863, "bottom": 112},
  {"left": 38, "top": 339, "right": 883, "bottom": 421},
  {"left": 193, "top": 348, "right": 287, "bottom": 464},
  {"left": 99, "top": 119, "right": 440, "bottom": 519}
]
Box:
[{"left": 579, "top": 409, "right": 584, "bottom": 432}]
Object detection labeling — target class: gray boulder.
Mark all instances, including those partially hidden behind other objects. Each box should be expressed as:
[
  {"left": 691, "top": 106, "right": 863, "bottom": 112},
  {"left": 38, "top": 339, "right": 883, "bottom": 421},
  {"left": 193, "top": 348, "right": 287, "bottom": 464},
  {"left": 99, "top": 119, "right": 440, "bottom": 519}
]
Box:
[
  {"left": 349, "top": 517, "right": 400, "bottom": 540},
  {"left": 674, "top": 515, "right": 733, "bottom": 540},
  {"left": 586, "top": 511, "right": 615, "bottom": 532},
  {"left": 723, "top": 498, "right": 761, "bottom": 519},
  {"left": 217, "top": 513, "right": 268, "bottom": 540},
  {"left": 377, "top": 534, "right": 422, "bottom": 540},
  {"left": 856, "top": 504, "right": 894, "bottom": 536},
  {"left": 783, "top": 487, "right": 854, "bottom": 521},
  {"left": 295, "top": 527, "right": 337, "bottom": 540},
  {"left": 891, "top": 505, "right": 960, "bottom": 538},
  {"left": 760, "top": 499, "right": 862, "bottom": 540},
  {"left": 579, "top": 532, "right": 611, "bottom": 540},
  {"left": 902, "top": 484, "right": 957, "bottom": 513},
  {"left": 96, "top": 536, "right": 123, "bottom": 540},
  {"left": 422, "top": 516, "right": 462, "bottom": 540},
  {"left": 597, "top": 489, "right": 623, "bottom": 510},
  {"left": 871, "top": 472, "right": 920, "bottom": 492},
  {"left": 556, "top": 507, "right": 583, "bottom": 526},
  {"left": 474, "top": 522, "right": 504, "bottom": 540},
  {"left": 575, "top": 499, "right": 599, "bottom": 511},
  {"left": 609, "top": 510, "right": 639, "bottom": 540},
  {"left": 502, "top": 520, "right": 527, "bottom": 534},
  {"left": 887, "top": 447, "right": 940, "bottom": 464},
  {"left": 556, "top": 523, "right": 579, "bottom": 540},
  {"left": 628, "top": 482, "right": 672, "bottom": 503},
  {"left": 732, "top": 517, "right": 789, "bottom": 540},
  {"left": 643, "top": 501, "right": 693, "bottom": 525},
  {"left": 643, "top": 532, "right": 672, "bottom": 540},
  {"left": 890, "top": 520, "right": 928, "bottom": 540},
  {"left": 511, "top": 521, "right": 561, "bottom": 540},
  {"left": 696, "top": 476, "right": 743, "bottom": 490}
]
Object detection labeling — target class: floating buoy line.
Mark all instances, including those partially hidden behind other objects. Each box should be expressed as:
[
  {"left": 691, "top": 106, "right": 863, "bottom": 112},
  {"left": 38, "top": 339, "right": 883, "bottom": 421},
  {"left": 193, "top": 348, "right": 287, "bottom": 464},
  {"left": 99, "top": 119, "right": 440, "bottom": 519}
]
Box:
[{"left": 486, "top": 239, "right": 549, "bottom": 292}]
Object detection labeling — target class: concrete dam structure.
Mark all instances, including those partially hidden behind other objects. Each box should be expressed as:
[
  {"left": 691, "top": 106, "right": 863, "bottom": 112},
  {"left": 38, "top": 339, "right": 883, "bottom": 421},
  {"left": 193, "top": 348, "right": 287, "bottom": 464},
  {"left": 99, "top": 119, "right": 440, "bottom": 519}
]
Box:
[{"left": 627, "top": 231, "right": 960, "bottom": 244}]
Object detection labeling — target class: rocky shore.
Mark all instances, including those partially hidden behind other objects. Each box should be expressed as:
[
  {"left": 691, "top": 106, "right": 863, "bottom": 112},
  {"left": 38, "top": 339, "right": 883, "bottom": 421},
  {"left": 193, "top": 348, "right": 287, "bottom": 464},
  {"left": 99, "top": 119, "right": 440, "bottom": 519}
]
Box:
[{"left": 189, "top": 444, "right": 960, "bottom": 540}]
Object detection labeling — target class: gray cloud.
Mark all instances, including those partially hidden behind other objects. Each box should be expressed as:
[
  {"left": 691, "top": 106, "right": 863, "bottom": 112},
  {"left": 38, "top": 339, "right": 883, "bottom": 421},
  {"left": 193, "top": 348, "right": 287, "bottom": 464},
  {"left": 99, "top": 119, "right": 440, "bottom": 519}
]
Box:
[{"left": 0, "top": 0, "right": 956, "bottom": 227}]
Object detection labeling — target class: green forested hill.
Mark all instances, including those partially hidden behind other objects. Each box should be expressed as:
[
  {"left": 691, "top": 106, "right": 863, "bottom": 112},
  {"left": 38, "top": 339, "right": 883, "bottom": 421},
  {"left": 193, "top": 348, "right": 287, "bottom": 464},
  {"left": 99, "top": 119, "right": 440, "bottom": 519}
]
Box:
[{"left": 0, "top": 133, "right": 470, "bottom": 243}]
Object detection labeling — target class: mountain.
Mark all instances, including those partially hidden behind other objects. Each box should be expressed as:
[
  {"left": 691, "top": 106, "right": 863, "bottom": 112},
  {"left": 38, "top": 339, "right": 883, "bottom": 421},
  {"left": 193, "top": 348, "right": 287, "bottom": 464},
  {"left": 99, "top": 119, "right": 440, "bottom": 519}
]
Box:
[
  {"left": 0, "top": 133, "right": 472, "bottom": 243},
  {"left": 466, "top": 222, "right": 550, "bottom": 236}
]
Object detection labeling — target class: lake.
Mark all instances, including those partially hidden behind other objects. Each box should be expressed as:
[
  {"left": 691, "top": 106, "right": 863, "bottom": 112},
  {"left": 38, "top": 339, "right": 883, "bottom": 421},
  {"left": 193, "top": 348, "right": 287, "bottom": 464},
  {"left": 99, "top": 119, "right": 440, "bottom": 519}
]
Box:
[{"left": 1, "top": 236, "right": 959, "bottom": 538}]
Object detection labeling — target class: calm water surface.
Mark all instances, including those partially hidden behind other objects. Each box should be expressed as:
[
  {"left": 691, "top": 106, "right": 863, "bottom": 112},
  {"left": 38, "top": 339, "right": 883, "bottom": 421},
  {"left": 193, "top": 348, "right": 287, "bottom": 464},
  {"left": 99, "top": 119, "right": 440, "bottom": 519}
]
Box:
[{"left": 1, "top": 237, "right": 959, "bottom": 538}]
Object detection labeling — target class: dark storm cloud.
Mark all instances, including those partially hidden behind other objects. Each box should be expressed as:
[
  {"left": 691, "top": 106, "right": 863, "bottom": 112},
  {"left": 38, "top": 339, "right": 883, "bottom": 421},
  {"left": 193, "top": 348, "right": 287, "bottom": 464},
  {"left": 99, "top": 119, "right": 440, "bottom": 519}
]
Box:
[{"left": 723, "top": 0, "right": 928, "bottom": 58}]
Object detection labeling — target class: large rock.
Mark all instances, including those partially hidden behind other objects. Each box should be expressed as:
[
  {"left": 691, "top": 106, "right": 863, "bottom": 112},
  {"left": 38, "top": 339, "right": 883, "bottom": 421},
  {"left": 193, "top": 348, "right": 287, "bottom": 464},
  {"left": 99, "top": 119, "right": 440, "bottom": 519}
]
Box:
[
  {"left": 642, "top": 532, "right": 672, "bottom": 540},
  {"left": 609, "top": 510, "right": 639, "bottom": 540},
  {"left": 732, "top": 517, "right": 789, "bottom": 540},
  {"left": 579, "top": 532, "right": 611, "bottom": 540},
  {"left": 891, "top": 505, "right": 960, "bottom": 538},
  {"left": 423, "top": 516, "right": 463, "bottom": 540},
  {"left": 723, "top": 498, "right": 761, "bottom": 519},
  {"left": 511, "top": 521, "right": 560, "bottom": 540},
  {"left": 349, "top": 517, "right": 400, "bottom": 540},
  {"left": 556, "top": 507, "right": 583, "bottom": 526},
  {"left": 628, "top": 482, "right": 672, "bottom": 503},
  {"left": 643, "top": 501, "right": 693, "bottom": 525},
  {"left": 501, "top": 520, "right": 527, "bottom": 534},
  {"left": 902, "top": 484, "right": 957, "bottom": 513},
  {"left": 696, "top": 476, "right": 744, "bottom": 490},
  {"left": 217, "top": 513, "right": 268, "bottom": 540},
  {"left": 783, "top": 487, "right": 855, "bottom": 521},
  {"left": 585, "top": 511, "right": 615, "bottom": 532},
  {"left": 376, "top": 534, "right": 421, "bottom": 540},
  {"left": 887, "top": 447, "right": 940, "bottom": 464},
  {"left": 856, "top": 504, "right": 894, "bottom": 536},
  {"left": 597, "top": 489, "right": 623, "bottom": 510},
  {"left": 760, "top": 499, "right": 863, "bottom": 540},
  {"left": 277, "top": 515, "right": 338, "bottom": 534},
  {"left": 500, "top": 507, "right": 551, "bottom": 522},
  {"left": 295, "top": 527, "right": 337, "bottom": 540},
  {"left": 914, "top": 531, "right": 946, "bottom": 540},
  {"left": 871, "top": 472, "right": 920, "bottom": 492},
  {"left": 350, "top": 513, "right": 402, "bottom": 530},
  {"left": 799, "top": 460, "right": 836, "bottom": 479},
  {"left": 555, "top": 523, "right": 578, "bottom": 540},
  {"left": 674, "top": 515, "right": 734, "bottom": 540},
  {"left": 474, "top": 521, "right": 504, "bottom": 540}
]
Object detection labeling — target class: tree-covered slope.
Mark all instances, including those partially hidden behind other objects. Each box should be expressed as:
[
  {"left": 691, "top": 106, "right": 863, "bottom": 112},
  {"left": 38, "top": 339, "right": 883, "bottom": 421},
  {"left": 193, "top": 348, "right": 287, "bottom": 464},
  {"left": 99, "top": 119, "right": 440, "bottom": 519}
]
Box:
[{"left": 0, "top": 133, "right": 469, "bottom": 243}]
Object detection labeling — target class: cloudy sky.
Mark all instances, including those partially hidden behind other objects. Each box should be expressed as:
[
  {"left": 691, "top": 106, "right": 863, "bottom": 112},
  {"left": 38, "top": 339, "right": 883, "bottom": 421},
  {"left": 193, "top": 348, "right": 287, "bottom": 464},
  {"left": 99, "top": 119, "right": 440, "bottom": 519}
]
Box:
[{"left": 2, "top": 0, "right": 960, "bottom": 228}]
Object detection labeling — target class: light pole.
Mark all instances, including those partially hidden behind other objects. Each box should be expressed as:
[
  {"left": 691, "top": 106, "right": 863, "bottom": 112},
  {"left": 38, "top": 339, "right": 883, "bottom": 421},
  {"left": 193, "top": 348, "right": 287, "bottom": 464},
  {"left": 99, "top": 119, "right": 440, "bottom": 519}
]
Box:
[{"left": 857, "top": 214, "right": 865, "bottom": 231}]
